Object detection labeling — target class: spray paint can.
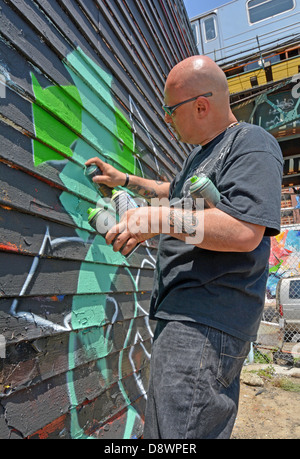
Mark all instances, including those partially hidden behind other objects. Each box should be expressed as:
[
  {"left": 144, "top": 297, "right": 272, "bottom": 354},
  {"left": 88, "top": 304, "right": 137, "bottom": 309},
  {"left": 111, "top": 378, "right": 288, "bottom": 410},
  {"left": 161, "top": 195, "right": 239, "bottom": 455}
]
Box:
[
  {"left": 87, "top": 207, "right": 116, "bottom": 237},
  {"left": 87, "top": 207, "right": 139, "bottom": 258},
  {"left": 84, "top": 164, "right": 113, "bottom": 198},
  {"left": 111, "top": 190, "right": 142, "bottom": 256},
  {"left": 190, "top": 175, "right": 220, "bottom": 208},
  {"left": 111, "top": 189, "right": 139, "bottom": 217}
]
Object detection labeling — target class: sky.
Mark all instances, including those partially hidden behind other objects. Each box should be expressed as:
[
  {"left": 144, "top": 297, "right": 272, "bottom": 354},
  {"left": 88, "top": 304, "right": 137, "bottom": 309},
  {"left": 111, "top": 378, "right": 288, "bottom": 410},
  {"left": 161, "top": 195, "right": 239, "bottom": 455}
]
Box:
[{"left": 183, "top": 0, "right": 229, "bottom": 18}]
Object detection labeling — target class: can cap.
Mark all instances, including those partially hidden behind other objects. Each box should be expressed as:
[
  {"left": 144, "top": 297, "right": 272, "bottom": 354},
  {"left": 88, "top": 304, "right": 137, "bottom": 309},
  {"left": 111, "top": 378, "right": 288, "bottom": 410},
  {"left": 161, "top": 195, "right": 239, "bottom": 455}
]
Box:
[
  {"left": 85, "top": 164, "right": 97, "bottom": 174},
  {"left": 190, "top": 176, "right": 199, "bottom": 184},
  {"left": 87, "top": 208, "right": 99, "bottom": 219}
]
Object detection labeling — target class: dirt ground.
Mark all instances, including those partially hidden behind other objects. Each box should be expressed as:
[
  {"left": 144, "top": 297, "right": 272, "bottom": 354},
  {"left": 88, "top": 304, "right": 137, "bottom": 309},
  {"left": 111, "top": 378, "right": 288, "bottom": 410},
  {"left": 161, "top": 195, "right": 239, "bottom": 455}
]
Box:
[{"left": 231, "top": 364, "right": 300, "bottom": 439}]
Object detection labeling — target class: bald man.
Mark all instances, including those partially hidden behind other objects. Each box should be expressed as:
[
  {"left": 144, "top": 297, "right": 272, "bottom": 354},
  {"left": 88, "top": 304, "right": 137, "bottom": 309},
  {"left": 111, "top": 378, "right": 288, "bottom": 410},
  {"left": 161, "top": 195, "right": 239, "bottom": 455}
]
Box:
[{"left": 86, "top": 56, "right": 283, "bottom": 439}]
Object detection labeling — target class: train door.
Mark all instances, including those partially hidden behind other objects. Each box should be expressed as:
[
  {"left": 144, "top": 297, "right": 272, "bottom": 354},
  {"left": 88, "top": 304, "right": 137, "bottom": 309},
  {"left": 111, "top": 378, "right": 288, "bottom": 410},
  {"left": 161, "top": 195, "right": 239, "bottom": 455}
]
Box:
[{"left": 199, "top": 14, "right": 223, "bottom": 62}]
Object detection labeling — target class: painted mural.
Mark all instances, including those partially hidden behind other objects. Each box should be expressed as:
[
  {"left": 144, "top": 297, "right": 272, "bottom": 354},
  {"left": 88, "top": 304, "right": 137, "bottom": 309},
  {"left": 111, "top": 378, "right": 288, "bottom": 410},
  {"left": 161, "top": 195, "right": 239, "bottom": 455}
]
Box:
[
  {"left": 0, "top": 0, "right": 197, "bottom": 439},
  {"left": 267, "top": 229, "right": 300, "bottom": 300},
  {"left": 1, "top": 46, "right": 155, "bottom": 439},
  {"left": 29, "top": 47, "right": 154, "bottom": 439},
  {"left": 232, "top": 81, "right": 300, "bottom": 139}
]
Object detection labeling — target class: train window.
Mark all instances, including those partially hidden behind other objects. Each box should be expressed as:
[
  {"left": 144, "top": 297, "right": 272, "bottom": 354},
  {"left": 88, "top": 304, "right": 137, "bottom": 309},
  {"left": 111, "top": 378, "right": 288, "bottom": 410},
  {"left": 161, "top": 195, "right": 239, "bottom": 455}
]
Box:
[
  {"left": 203, "top": 16, "right": 216, "bottom": 41},
  {"left": 247, "top": 0, "right": 295, "bottom": 24},
  {"left": 191, "top": 23, "right": 199, "bottom": 45}
]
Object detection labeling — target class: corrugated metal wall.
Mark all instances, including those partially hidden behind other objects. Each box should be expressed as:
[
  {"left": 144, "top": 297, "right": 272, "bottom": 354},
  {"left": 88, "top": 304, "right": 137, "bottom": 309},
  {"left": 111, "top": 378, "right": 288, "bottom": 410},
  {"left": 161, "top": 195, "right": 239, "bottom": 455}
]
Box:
[{"left": 0, "top": 0, "right": 197, "bottom": 439}]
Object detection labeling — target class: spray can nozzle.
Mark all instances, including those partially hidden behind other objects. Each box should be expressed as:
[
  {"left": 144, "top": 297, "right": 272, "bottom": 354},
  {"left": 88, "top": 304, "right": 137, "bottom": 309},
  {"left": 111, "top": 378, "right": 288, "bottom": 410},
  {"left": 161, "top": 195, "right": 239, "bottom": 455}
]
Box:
[{"left": 190, "top": 176, "right": 199, "bottom": 184}]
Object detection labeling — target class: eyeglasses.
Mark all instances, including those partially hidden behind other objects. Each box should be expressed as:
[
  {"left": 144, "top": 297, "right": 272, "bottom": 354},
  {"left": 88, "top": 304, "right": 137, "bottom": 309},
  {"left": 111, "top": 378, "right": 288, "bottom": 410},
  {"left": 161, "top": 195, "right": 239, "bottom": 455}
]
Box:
[{"left": 162, "top": 92, "right": 213, "bottom": 116}]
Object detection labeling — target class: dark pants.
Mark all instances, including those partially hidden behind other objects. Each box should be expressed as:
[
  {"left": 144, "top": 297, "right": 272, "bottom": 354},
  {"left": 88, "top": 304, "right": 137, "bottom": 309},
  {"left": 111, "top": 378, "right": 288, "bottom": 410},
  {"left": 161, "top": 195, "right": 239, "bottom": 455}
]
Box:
[{"left": 144, "top": 320, "right": 250, "bottom": 439}]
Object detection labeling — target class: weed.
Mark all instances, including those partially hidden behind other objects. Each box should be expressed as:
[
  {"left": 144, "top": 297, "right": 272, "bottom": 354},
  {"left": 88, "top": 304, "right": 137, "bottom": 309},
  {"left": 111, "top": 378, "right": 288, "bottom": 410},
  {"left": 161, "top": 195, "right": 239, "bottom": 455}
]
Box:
[
  {"left": 257, "top": 364, "right": 276, "bottom": 380},
  {"left": 274, "top": 377, "right": 300, "bottom": 393}
]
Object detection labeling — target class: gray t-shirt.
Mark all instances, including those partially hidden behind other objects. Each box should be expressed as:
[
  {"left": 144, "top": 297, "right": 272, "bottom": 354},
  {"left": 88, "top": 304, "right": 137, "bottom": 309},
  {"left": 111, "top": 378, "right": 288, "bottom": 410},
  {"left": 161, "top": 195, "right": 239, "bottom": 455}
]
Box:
[{"left": 149, "top": 123, "right": 283, "bottom": 342}]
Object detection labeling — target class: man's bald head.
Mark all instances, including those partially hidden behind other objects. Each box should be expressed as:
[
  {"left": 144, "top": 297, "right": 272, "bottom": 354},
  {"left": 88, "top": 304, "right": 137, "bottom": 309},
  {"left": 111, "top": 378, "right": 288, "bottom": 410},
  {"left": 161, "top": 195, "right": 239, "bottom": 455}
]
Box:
[
  {"left": 164, "top": 56, "right": 236, "bottom": 145},
  {"left": 166, "top": 55, "right": 229, "bottom": 101}
]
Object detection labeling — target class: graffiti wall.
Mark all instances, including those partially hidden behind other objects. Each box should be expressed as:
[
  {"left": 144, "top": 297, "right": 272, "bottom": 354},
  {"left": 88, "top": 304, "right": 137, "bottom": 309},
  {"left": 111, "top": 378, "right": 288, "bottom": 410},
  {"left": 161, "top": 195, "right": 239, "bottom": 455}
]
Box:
[
  {"left": 268, "top": 228, "right": 300, "bottom": 299},
  {"left": 0, "top": 0, "right": 197, "bottom": 439}
]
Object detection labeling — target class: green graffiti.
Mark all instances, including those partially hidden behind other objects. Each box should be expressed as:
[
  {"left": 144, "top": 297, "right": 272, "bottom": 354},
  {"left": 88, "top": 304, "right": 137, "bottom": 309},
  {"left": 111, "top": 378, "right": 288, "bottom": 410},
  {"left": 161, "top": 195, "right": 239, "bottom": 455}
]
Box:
[
  {"left": 31, "top": 73, "right": 82, "bottom": 166},
  {"left": 64, "top": 48, "right": 136, "bottom": 173},
  {"left": 31, "top": 46, "right": 142, "bottom": 438},
  {"left": 269, "top": 259, "right": 283, "bottom": 273}
]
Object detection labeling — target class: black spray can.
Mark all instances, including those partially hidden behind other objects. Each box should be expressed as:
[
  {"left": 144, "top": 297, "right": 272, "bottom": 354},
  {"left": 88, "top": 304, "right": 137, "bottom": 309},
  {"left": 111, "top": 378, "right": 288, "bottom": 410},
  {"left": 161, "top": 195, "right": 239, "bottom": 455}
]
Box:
[
  {"left": 190, "top": 175, "right": 220, "bottom": 208},
  {"left": 84, "top": 164, "right": 113, "bottom": 198}
]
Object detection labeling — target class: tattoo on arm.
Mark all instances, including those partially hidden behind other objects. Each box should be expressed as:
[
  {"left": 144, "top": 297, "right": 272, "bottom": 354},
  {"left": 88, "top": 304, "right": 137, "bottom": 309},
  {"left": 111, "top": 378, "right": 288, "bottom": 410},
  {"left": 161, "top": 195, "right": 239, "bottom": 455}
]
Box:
[
  {"left": 169, "top": 208, "right": 198, "bottom": 237},
  {"left": 127, "top": 184, "right": 159, "bottom": 199},
  {"left": 127, "top": 180, "right": 167, "bottom": 200}
]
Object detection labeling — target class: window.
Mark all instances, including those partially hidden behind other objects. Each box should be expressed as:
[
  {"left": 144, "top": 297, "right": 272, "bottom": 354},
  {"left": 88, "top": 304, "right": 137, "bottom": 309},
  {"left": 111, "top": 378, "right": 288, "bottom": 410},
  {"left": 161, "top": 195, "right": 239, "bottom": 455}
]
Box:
[
  {"left": 248, "top": 0, "right": 295, "bottom": 24},
  {"left": 289, "top": 280, "right": 300, "bottom": 299},
  {"left": 203, "top": 16, "right": 216, "bottom": 41},
  {"left": 191, "top": 23, "right": 199, "bottom": 45}
]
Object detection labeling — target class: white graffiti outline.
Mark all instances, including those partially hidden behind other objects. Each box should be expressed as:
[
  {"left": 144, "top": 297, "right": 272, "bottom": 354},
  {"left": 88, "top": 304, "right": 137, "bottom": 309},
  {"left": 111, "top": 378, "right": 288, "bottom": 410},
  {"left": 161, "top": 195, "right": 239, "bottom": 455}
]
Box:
[
  {"left": 9, "top": 223, "right": 155, "bottom": 415},
  {"left": 9, "top": 227, "right": 85, "bottom": 331},
  {"left": 129, "top": 95, "right": 160, "bottom": 173}
]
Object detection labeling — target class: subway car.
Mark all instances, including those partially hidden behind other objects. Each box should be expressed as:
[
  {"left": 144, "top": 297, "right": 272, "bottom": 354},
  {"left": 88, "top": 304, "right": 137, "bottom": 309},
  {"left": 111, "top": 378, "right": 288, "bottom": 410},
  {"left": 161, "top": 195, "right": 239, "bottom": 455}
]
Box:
[{"left": 190, "top": 0, "right": 300, "bottom": 67}]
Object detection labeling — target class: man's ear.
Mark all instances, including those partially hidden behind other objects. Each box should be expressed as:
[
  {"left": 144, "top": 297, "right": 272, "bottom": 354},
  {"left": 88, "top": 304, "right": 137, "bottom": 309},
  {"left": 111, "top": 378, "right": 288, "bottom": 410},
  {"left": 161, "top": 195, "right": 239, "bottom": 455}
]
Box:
[{"left": 196, "top": 97, "right": 209, "bottom": 118}]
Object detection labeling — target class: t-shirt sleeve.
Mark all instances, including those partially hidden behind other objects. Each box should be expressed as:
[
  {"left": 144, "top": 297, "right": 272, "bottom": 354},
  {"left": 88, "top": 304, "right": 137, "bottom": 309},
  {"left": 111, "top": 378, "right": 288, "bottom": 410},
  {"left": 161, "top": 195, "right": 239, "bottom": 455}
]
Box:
[{"left": 215, "top": 140, "right": 283, "bottom": 236}]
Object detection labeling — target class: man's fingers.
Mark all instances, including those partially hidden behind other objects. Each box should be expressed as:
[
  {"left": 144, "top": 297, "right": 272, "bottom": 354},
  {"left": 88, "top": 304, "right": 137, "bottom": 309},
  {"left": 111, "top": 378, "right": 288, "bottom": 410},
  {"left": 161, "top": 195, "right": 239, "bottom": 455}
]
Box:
[
  {"left": 112, "top": 233, "right": 127, "bottom": 252},
  {"left": 85, "top": 156, "right": 103, "bottom": 165},
  {"left": 105, "top": 221, "right": 127, "bottom": 245},
  {"left": 85, "top": 157, "right": 105, "bottom": 172},
  {"left": 119, "top": 237, "right": 138, "bottom": 256},
  {"left": 93, "top": 174, "right": 107, "bottom": 183}
]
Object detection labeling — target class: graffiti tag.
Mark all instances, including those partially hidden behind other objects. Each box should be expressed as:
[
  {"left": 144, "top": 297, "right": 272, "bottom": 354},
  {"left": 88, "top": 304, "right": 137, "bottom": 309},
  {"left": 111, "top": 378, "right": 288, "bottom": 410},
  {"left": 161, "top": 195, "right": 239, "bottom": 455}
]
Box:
[{"left": 292, "top": 73, "right": 300, "bottom": 99}]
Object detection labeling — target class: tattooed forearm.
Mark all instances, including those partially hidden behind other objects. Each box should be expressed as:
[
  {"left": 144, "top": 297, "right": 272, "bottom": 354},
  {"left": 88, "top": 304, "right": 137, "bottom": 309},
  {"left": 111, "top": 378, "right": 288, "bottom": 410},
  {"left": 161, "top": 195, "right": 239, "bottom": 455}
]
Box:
[
  {"left": 127, "top": 180, "right": 169, "bottom": 201},
  {"left": 168, "top": 208, "right": 198, "bottom": 237},
  {"left": 127, "top": 184, "right": 159, "bottom": 200}
]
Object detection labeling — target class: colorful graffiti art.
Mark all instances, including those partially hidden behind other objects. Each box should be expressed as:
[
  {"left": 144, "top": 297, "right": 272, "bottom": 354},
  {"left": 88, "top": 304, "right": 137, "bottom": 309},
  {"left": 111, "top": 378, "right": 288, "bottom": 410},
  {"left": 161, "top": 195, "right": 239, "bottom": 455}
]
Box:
[
  {"left": 17, "top": 47, "right": 157, "bottom": 439},
  {"left": 267, "top": 229, "right": 300, "bottom": 298}
]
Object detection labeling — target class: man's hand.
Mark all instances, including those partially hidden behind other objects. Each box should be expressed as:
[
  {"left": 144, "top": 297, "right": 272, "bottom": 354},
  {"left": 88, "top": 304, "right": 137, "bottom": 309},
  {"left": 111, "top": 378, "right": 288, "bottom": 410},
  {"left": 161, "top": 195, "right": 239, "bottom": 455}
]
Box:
[
  {"left": 105, "top": 207, "right": 161, "bottom": 256},
  {"left": 85, "top": 157, "right": 127, "bottom": 188},
  {"left": 85, "top": 157, "right": 170, "bottom": 201},
  {"left": 105, "top": 205, "right": 266, "bottom": 255}
]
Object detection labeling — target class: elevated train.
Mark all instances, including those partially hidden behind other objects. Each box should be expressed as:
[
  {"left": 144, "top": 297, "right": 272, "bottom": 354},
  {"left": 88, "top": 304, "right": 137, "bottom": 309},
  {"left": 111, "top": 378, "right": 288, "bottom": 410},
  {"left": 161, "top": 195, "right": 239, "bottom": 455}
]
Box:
[
  {"left": 192, "top": 1, "right": 300, "bottom": 224},
  {"left": 190, "top": 0, "right": 300, "bottom": 67},
  {"left": 191, "top": 0, "right": 300, "bottom": 94}
]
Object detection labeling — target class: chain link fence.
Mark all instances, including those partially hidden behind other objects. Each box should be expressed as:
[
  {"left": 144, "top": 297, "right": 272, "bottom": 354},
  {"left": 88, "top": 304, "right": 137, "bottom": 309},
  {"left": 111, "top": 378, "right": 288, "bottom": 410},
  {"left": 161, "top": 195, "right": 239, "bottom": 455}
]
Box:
[{"left": 254, "top": 223, "right": 300, "bottom": 366}]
